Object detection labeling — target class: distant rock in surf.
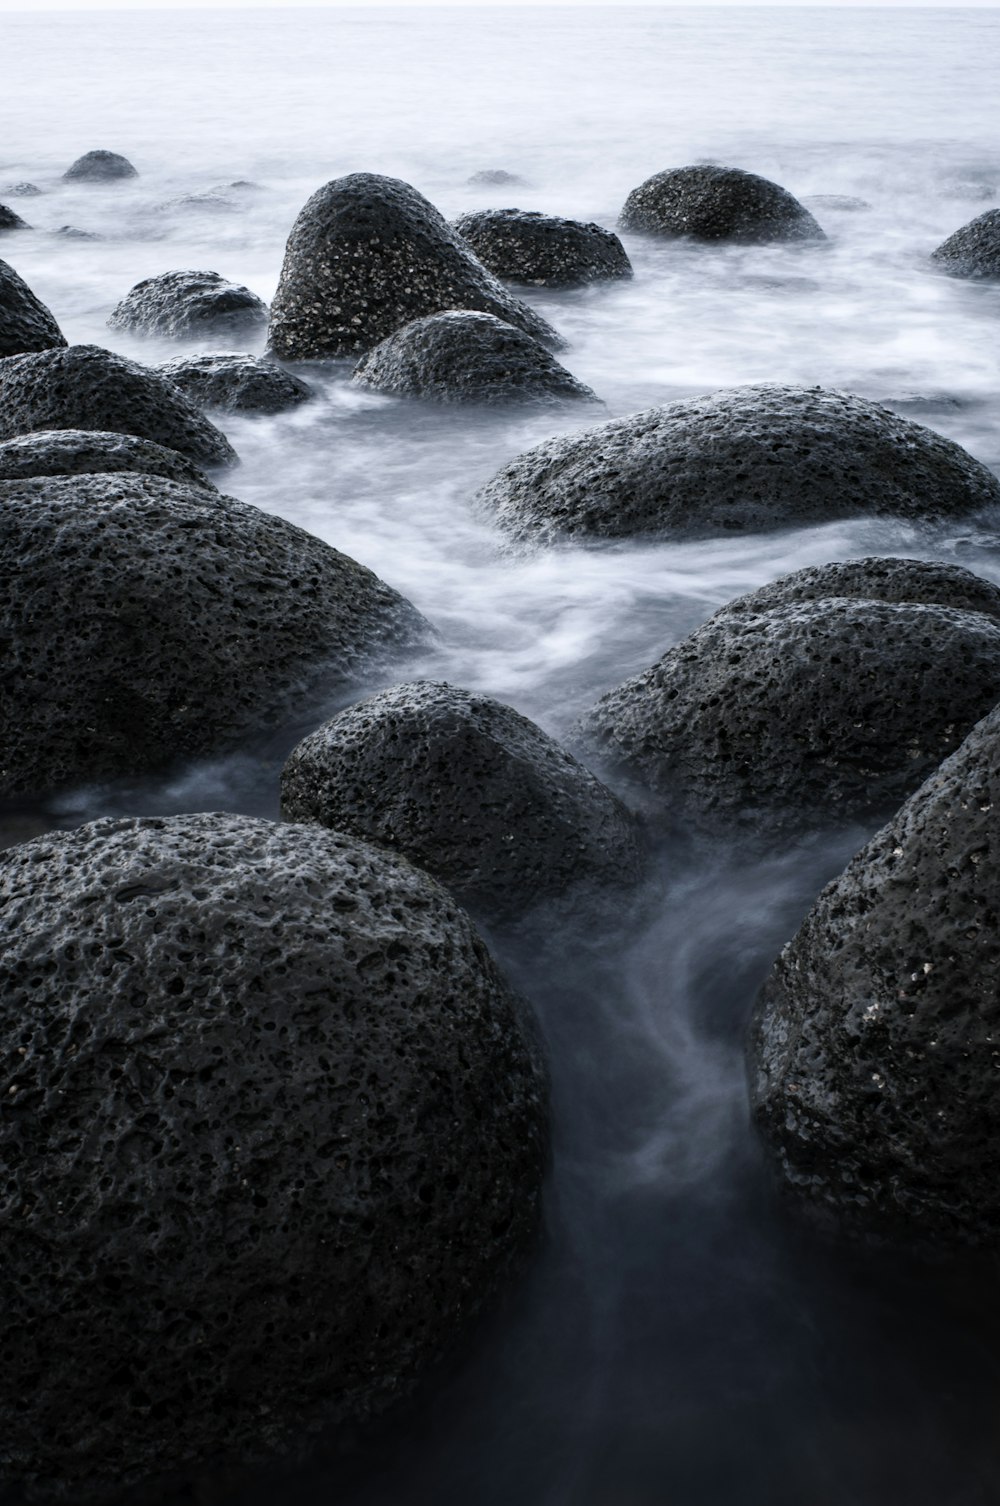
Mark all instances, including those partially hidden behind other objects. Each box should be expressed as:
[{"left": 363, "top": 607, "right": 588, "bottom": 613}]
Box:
[
  {"left": 159, "top": 352, "right": 313, "bottom": 413},
  {"left": 0, "top": 204, "right": 31, "bottom": 232},
  {"left": 932, "top": 207, "right": 1000, "bottom": 279},
  {"left": 0, "top": 257, "right": 67, "bottom": 358},
  {"left": 108, "top": 269, "right": 269, "bottom": 340},
  {"left": 2, "top": 182, "right": 42, "bottom": 197},
  {"left": 801, "top": 193, "right": 871, "bottom": 213},
  {"left": 62, "top": 149, "right": 138, "bottom": 182},
  {"left": 0, "top": 428, "right": 217, "bottom": 490},
  {"left": 619, "top": 165, "right": 824, "bottom": 244},
  {"left": 467, "top": 169, "right": 529, "bottom": 187},
  {"left": 453, "top": 208, "right": 632, "bottom": 287}
]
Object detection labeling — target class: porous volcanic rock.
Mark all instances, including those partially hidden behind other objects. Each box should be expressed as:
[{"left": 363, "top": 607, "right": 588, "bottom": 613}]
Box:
[
  {"left": 267, "top": 173, "right": 560, "bottom": 361},
  {"left": 0, "top": 472, "right": 427, "bottom": 797},
  {"left": 0, "top": 204, "right": 30, "bottom": 232},
  {"left": 281, "top": 680, "right": 645, "bottom": 927},
  {"left": 619, "top": 165, "right": 824, "bottom": 244},
  {"left": 711, "top": 556, "right": 1000, "bottom": 624},
  {"left": 0, "top": 811, "right": 547, "bottom": 1500},
  {"left": 0, "top": 257, "right": 67, "bottom": 358},
  {"left": 0, "top": 345, "right": 237, "bottom": 468},
  {"left": 0, "top": 428, "right": 217, "bottom": 489},
  {"left": 474, "top": 385, "right": 1000, "bottom": 546},
  {"left": 453, "top": 209, "right": 632, "bottom": 287},
  {"left": 158, "top": 352, "right": 313, "bottom": 413},
  {"left": 62, "top": 149, "right": 138, "bottom": 182},
  {"left": 578, "top": 564, "right": 1000, "bottom": 834},
  {"left": 353, "top": 311, "right": 595, "bottom": 407},
  {"left": 931, "top": 208, "right": 1000, "bottom": 280},
  {"left": 750, "top": 700, "right": 1000, "bottom": 1249},
  {"left": 108, "top": 270, "right": 269, "bottom": 340}
]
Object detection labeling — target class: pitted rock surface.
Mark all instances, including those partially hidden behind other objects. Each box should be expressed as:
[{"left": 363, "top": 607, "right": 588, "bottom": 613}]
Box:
[
  {"left": 0, "top": 204, "right": 30, "bottom": 232},
  {"left": 158, "top": 352, "right": 313, "bottom": 413},
  {"left": 0, "top": 472, "right": 427, "bottom": 797},
  {"left": 578, "top": 590, "right": 1000, "bottom": 835},
  {"left": 750, "top": 701, "right": 1000, "bottom": 1249},
  {"left": 62, "top": 149, "right": 138, "bottom": 182},
  {"left": 281, "top": 680, "right": 645, "bottom": 927},
  {"left": 353, "top": 312, "right": 595, "bottom": 407},
  {"left": 711, "top": 556, "right": 1000, "bottom": 624},
  {"left": 0, "top": 345, "right": 237, "bottom": 468},
  {"left": 453, "top": 209, "right": 632, "bottom": 287},
  {"left": 267, "top": 173, "right": 560, "bottom": 361},
  {"left": 0, "top": 257, "right": 67, "bottom": 358},
  {"left": 474, "top": 385, "right": 1000, "bottom": 545},
  {"left": 932, "top": 208, "right": 1000, "bottom": 280},
  {"left": 0, "top": 428, "right": 217, "bottom": 489},
  {"left": 619, "top": 165, "right": 824, "bottom": 244},
  {"left": 108, "top": 270, "right": 269, "bottom": 339},
  {"left": 0, "top": 812, "right": 547, "bottom": 1500}
]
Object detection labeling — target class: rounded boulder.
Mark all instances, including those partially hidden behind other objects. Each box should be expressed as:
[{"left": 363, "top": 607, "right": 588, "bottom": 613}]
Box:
[
  {"left": 62, "top": 149, "right": 138, "bottom": 182},
  {"left": 108, "top": 269, "right": 269, "bottom": 340},
  {"left": 0, "top": 428, "right": 217, "bottom": 489},
  {"left": 158, "top": 352, "right": 313, "bottom": 413},
  {"left": 0, "top": 257, "right": 67, "bottom": 358},
  {"left": 931, "top": 207, "right": 1000, "bottom": 280},
  {"left": 0, "top": 204, "right": 30, "bottom": 232},
  {"left": 619, "top": 165, "right": 824, "bottom": 244},
  {"left": 453, "top": 208, "right": 632, "bottom": 287}
]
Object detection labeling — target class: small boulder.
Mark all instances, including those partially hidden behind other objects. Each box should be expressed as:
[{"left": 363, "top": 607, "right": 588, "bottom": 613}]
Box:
[
  {"left": 453, "top": 208, "right": 632, "bottom": 287},
  {"left": 54, "top": 225, "right": 101, "bottom": 240},
  {"left": 0, "top": 344, "right": 237, "bottom": 468},
  {"left": 62, "top": 149, "right": 138, "bottom": 182},
  {"left": 800, "top": 194, "right": 871, "bottom": 213},
  {"left": 158, "top": 352, "right": 313, "bottom": 413},
  {"left": 281, "top": 680, "right": 645, "bottom": 927},
  {"left": 268, "top": 172, "right": 560, "bottom": 361},
  {"left": 468, "top": 169, "right": 528, "bottom": 187},
  {"left": 713, "top": 556, "right": 1000, "bottom": 623},
  {"left": 474, "top": 385, "right": 1000, "bottom": 546},
  {"left": 2, "top": 183, "right": 42, "bottom": 197},
  {"left": 0, "top": 204, "right": 30, "bottom": 232},
  {"left": 0, "top": 428, "right": 217, "bottom": 490},
  {"left": 353, "top": 311, "right": 596, "bottom": 406},
  {"left": 619, "top": 165, "right": 824, "bottom": 244},
  {"left": 0, "top": 257, "right": 67, "bottom": 358},
  {"left": 931, "top": 207, "right": 1000, "bottom": 280},
  {"left": 108, "top": 269, "right": 269, "bottom": 339}
]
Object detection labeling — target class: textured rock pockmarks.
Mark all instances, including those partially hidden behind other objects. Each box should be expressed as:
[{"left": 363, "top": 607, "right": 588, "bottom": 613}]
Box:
[
  {"left": 62, "top": 149, "right": 138, "bottom": 182},
  {"left": 619, "top": 165, "right": 825, "bottom": 244},
  {"left": 0, "top": 428, "right": 217, "bottom": 490},
  {"left": 108, "top": 269, "right": 269, "bottom": 339},
  {"left": 159, "top": 353, "right": 313, "bottom": 413},
  {"left": 0, "top": 257, "right": 67, "bottom": 358},
  {"left": 453, "top": 208, "right": 632, "bottom": 287},
  {"left": 932, "top": 207, "right": 1000, "bottom": 280}
]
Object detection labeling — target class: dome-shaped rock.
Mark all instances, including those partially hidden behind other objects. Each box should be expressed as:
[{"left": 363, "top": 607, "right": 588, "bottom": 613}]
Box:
[
  {"left": 474, "top": 386, "right": 1000, "bottom": 546},
  {"left": 0, "top": 257, "right": 67, "bottom": 358},
  {"left": 0, "top": 812, "right": 546, "bottom": 1500},
  {"left": 0, "top": 344, "right": 237, "bottom": 468},
  {"left": 619, "top": 165, "right": 824, "bottom": 244},
  {"left": 0, "top": 204, "right": 30, "bottom": 232},
  {"left": 62, "top": 149, "right": 138, "bottom": 182},
  {"left": 108, "top": 269, "right": 269, "bottom": 340},
  {"left": 0, "top": 472, "right": 427, "bottom": 797},
  {"left": 2, "top": 182, "right": 42, "bottom": 197},
  {"left": 281, "top": 680, "right": 644, "bottom": 927},
  {"left": 0, "top": 428, "right": 217, "bottom": 489},
  {"left": 453, "top": 208, "right": 632, "bottom": 287},
  {"left": 268, "top": 173, "right": 560, "bottom": 361},
  {"left": 711, "top": 556, "right": 1000, "bottom": 623},
  {"left": 353, "top": 311, "right": 595, "bottom": 407},
  {"left": 931, "top": 207, "right": 1000, "bottom": 280},
  {"left": 467, "top": 169, "right": 528, "bottom": 187},
  {"left": 158, "top": 352, "right": 313, "bottom": 413}
]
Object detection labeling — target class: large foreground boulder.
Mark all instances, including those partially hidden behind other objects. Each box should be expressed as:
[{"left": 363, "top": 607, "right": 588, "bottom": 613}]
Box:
[
  {"left": 0, "top": 472, "right": 427, "bottom": 797},
  {"left": 931, "top": 207, "right": 1000, "bottom": 280},
  {"left": 750, "top": 701, "right": 1000, "bottom": 1250},
  {"left": 267, "top": 173, "right": 560, "bottom": 361},
  {"left": 0, "top": 812, "right": 546, "bottom": 1501},
  {"left": 281, "top": 680, "right": 645, "bottom": 927},
  {"left": 578, "top": 559, "right": 1000, "bottom": 835},
  {"left": 0, "top": 257, "right": 67, "bottom": 357},
  {"left": 453, "top": 208, "right": 632, "bottom": 287},
  {"left": 63, "top": 149, "right": 138, "bottom": 182},
  {"left": 619, "top": 165, "right": 824, "bottom": 244},
  {"left": 108, "top": 269, "right": 269, "bottom": 339},
  {"left": 0, "top": 345, "right": 237, "bottom": 468},
  {"left": 158, "top": 352, "right": 313, "bottom": 413},
  {"left": 353, "top": 311, "right": 595, "bottom": 406},
  {"left": 0, "top": 428, "right": 216, "bottom": 489},
  {"left": 474, "top": 386, "right": 1000, "bottom": 545}
]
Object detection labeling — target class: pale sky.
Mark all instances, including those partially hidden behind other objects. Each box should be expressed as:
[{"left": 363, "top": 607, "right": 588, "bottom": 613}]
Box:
[{"left": 2, "top": 0, "right": 999, "bottom": 9}]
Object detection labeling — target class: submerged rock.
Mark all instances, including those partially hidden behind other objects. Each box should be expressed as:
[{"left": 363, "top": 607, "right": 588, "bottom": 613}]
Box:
[
  {"left": 0, "top": 257, "right": 67, "bottom": 358},
  {"left": 474, "top": 385, "right": 1000, "bottom": 546},
  {"left": 0, "top": 428, "right": 217, "bottom": 490},
  {"left": 159, "top": 352, "right": 313, "bottom": 413},
  {"left": 108, "top": 269, "right": 269, "bottom": 339},
  {"left": 0, "top": 344, "right": 237, "bottom": 468},
  {"left": 353, "top": 311, "right": 595, "bottom": 406},
  {"left": 268, "top": 172, "right": 560, "bottom": 361},
  {"left": 0, "top": 204, "right": 30, "bottom": 232},
  {"left": 0, "top": 811, "right": 546, "bottom": 1500},
  {"left": 2, "top": 182, "right": 42, "bottom": 197},
  {"left": 453, "top": 208, "right": 632, "bottom": 287},
  {"left": 931, "top": 207, "right": 1000, "bottom": 280},
  {"left": 62, "top": 149, "right": 138, "bottom": 182},
  {"left": 54, "top": 225, "right": 101, "bottom": 240},
  {"left": 0, "top": 472, "right": 426, "bottom": 797},
  {"left": 800, "top": 194, "right": 871, "bottom": 213},
  {"left": 468, "top": 169, "right": 528, "bottom": 187},
  {"left": 619, "top": 165, "right": 824, "bottom": 244}
]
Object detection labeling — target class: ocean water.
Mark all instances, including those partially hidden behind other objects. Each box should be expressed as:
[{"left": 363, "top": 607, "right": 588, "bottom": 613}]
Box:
[{"left": 3, "top": 6, "right": 1000, "bottom": 1504}]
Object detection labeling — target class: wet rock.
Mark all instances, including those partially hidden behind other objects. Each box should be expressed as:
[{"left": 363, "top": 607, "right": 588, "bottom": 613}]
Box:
[
  {"left": 54, "top": 225, "right": 101, "bottom": 240},
  {"left": 750, "top": 700, "right": 1000, "bottom": 1250},
  {"left": 281, "top": 680, "right": 644, "bottom": 927},
  {"left": 0, "top": 428, "right": 217, "bottom": 490},
  {"left": 0, "top": 257, "right": 67, "bottom": 358},
  {"left": 0, "top": 204, "right": 30, "bottom": 232},
  {"left": 931, "top": 208, "right": 1000, "bottom": 280},
  {"left": 619, "top": 165, "right": 824, "bottom": 244},
  {"left": 800, "top": 194, "right": 871, "bottom": 213},
  {"left": 353, "top": 311, "right": 595, "bottom": 407},
  {"left": 108, "top": 269, "right": 269, "bottom": 340},
  {"left": 62, "top": 149, "right": 138, "bottom": 182},
  {"left": 158, "top": 352, "right": 313, "bottom": 414},
  {"left": 474, "top": 385, "right": 1000, "bottom": 546},
  {"left": 0, "top": 344, "right": 237, "bottom": 468},
  {"left": 578, "top": 560, "right": 1000, "bottom": 835},
  {"left": 453, "top": 208, "right": 632, "bottom": 287},
  {"left": 0, "top": 811, "right": 546, "bottom": 1499},
  {"left": 0, "top": 471, "right": 426, "bottom": 796},
  {"left": 468, "top": 169, "right": 528, "bottom": 187},
  {"left": 268, "top": 172, "right": 560, "bottom": 361},
  {"left": 2, "top": 182, "right": 42, "bottom": 197}
]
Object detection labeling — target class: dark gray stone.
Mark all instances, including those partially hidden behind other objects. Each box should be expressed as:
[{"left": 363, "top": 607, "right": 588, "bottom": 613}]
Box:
[
  {"left": 281, "top": 680, "right": 645, "bottom": 927},
  {"left": 453, "top": 209, "right": 632, "bottom": 287},
  {"left": 108, "top": 270, "right": 269, "bottom": 340},
  {"left": 931, "top": 208, "right": 1000, "bottom": 280},
  {"left": 0, "top": 472, "right": 427, "bottom": 797},
  {"left": 0, "top": 345, "right": 237, "bottom": 468},
  {"left": 750, "top": 700, "right": 1000, "bottom": 1249},
  {"left": 268, "top": 173, "right": 560, "bottom": 361},
  {"left": 467, "top": 170, "right": 528, "bottom": 187},
  {"left": 158, "top": 352, "right": 313, "bottom": 414},
  {"left": 2, "top": 183, "right": 42, "bottom": 197},
  {"left": 578, "top": 560, "right": 1000, "bottom": 835},
  {"left": 474, "top": 385, "right": 1000, "bottom": 546},
  {"left": 0, "top": 257, "right": 67, "bottom": 358},
  {"left": 353, "top": 311, "right": 595, "bottom": 407},
  {"left": 0, "top": 811, "right": 546, "bottom": 1500},
  {"left": 63, "top": 150, "right": 138, "bottom": 182},
  {"left": 0, "top": 428, "right": 217, "bottom": 490},
  {"left": 0, "top": 204, "right": 30, "bottom": 232},
  {"left": 619, "top": 165, "right": 825, "bottom": 244}
]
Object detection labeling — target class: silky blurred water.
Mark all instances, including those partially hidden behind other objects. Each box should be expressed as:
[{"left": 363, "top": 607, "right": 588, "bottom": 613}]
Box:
[{"left": 3, "top": 7, "right": 1000, "bottom": 1504}]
